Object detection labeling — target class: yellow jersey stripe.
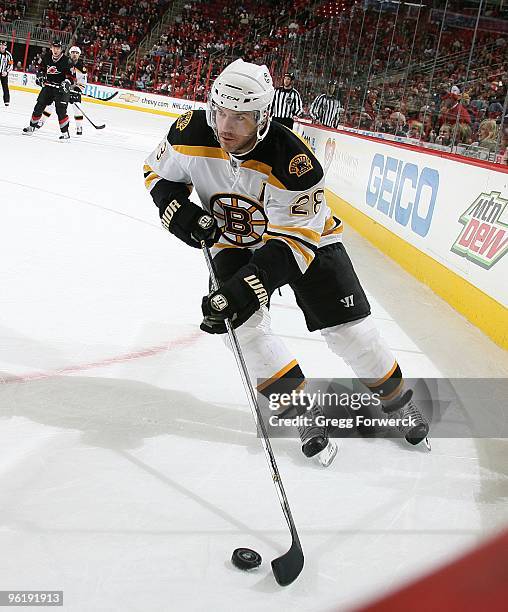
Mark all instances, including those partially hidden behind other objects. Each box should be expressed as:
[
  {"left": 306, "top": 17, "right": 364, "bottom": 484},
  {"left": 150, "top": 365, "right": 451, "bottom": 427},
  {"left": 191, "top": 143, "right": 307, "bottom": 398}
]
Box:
[
  {"left": 241, "top": 160, "right": 272, "bottom": 175},
  {"left": 322, "top": 225, "right": 344, "bottom": 237},
  {"left": 264, "top": 234, "right": 314, "bottom": 267},
  {"left": 144, "top": 173, "right": 160, "bottom": 189},
  {"left": 267, "top": 174, "right": 287, "bottom": 190},
  {"left": 173, "top": 145, "right": 229, "bottom": 160},
  {"left": 268, "top": 223, "right": 321, "bottom": 244},
  {"left": 212, "top": 243, "right": 236, "bottom": 249},
  {"left": 171, "top": 147, "right": 287, "bottom": 188},
  {"left": 240, "top": 160, "right": 287, "bottom": 190},
  {"left": 323, "top": 215, "right": 335, "bottom": 231}
]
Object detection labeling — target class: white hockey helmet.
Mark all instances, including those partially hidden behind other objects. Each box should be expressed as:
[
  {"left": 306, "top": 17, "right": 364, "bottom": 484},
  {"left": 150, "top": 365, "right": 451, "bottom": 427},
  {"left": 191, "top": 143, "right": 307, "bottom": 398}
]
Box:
[
  {"left": 207, "top": 58, "right": 275, "bottom": 145},
  {"left": 69, "top": 46, "right": 81, "bottom": 54}
]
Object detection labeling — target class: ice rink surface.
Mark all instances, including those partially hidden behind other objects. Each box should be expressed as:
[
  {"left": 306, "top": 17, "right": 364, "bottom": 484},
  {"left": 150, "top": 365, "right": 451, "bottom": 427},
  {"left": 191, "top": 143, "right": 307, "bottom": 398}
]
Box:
[{"left": 1, "top": 91, "right": 507, "bottom": 612}]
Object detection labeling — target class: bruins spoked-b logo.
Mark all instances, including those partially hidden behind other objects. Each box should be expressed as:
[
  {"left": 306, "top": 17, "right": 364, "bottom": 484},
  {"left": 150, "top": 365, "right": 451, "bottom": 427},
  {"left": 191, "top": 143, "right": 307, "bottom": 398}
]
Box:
[
  {"left": 176, "top": 111, "right": 193, "bottom": 131},
  {"left": 289, "top": 153, "right": 313, "bottom": 177},
  {"left": 210, "top": 193, "right": 267, "bottom": 246}
]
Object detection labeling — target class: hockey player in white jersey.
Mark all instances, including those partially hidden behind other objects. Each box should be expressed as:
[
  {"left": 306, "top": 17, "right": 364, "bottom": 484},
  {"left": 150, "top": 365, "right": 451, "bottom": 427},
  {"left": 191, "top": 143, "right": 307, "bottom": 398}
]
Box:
[
  {"left": 143, "top": 59, "right": 430, "bottom": 465},
  {"left": 37, "top": 46, "right": 87, "bottom": 135}
]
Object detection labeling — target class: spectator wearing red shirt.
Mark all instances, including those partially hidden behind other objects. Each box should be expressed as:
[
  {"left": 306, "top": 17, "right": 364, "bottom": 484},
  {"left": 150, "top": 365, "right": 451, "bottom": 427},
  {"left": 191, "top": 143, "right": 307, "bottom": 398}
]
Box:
[{"left": 439, "top": 86, "right": 471, "bottom": 126}]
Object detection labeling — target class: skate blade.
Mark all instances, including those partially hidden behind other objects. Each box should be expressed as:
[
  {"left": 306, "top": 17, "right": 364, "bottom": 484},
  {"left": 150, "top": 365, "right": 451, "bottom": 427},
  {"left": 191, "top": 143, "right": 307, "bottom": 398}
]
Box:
[
  {"left": 315, "top": 440, "right": 338, "bottom": 467},
  {"left": 423, "top": 437, "right": 431, "bottom": 451}
]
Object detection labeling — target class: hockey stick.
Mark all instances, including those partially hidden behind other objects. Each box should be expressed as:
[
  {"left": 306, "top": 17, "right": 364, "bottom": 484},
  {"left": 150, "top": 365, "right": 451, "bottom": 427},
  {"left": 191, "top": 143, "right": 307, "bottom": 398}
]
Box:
[
  {"left": 73, "top": 102, "right": 106, "bottom": 129},
  {"left": 201, "top": 242, "right": 304, "bottom": 586}
]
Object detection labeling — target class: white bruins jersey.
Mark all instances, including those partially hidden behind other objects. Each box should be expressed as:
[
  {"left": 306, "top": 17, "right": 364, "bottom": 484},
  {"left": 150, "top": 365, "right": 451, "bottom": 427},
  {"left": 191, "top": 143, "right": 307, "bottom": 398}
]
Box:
[
  {"left": 70, "top": 59, "right": 87, "bottom": 91},
  {"left": 144, "top": 110, "right": 342, "bottom": 274}
]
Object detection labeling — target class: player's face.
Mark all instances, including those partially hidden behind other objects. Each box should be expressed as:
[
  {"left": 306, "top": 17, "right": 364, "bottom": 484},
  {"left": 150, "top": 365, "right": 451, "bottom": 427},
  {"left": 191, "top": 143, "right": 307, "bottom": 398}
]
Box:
[
  {"left": 70, "top": 51, "right": 80, "bottom": 61},
  {"left": 51, "top": 44, "right": 62, "bottom": 57},
  {"left": 215, "top": 107, "right": 258, "bottom": 154}
]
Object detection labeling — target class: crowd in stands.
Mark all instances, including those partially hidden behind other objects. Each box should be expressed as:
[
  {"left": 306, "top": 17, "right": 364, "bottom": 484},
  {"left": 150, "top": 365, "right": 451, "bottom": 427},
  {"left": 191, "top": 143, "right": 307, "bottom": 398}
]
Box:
[
  {"left": 128, "top": 0, "right": 313, "bottom": 98},
  {"left": 270, "top": 3, "right": 508, "bottom": 160},
  {"left": 4, "top": 0, "right": 508, "bottom": 161},
  {"left": 105, "top": 0, "right": 508, "bottom": 161},
  {"left": 43, "top": 1, "right": 80, "bottom": 34},
  {"left": 115, "top": 0, "right": 506, "bottom": 160},
  {"left": 0, "top": 0, "right": 26, "bottom": 22},
  {"left": 339, "top": 80, "right": 508, "bottom": 159},
  {"left": 43, "top": 0, "right": 169, "bottom": 80}
]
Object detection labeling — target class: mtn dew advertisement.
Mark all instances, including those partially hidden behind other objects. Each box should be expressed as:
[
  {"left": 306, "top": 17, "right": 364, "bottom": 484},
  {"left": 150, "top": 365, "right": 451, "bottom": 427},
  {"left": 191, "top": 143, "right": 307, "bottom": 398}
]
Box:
[{"left": 451, "top": 191, "right": 508, "bottom": 270}]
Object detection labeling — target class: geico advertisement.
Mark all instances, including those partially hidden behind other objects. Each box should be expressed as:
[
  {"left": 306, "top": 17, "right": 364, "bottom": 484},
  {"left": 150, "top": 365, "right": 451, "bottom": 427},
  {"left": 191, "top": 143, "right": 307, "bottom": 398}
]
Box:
[
  {"left": 309, "top": 129, "right": 442, "bottom": 244},
  {"left": 366, "top": 153, "right": 439, "bottom": 238}
]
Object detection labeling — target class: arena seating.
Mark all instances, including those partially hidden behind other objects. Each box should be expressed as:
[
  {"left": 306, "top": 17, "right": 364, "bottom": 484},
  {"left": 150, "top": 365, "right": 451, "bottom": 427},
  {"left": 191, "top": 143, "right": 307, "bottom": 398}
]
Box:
[{"left": 10, "top": 0, "right": 507, "bottom": 162}]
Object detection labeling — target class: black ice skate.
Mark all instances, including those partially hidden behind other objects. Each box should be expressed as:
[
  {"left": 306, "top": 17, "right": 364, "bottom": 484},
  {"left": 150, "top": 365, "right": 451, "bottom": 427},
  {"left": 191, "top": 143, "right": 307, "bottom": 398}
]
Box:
[
  {"left": 59, "top": 132, "right": 70, "bottom": 140},
  {"left": 298, "top": 404, "right": 338, "bottom": 467},
  {"left": 22, "top": 125, "right": 35, "bottom": 135},
  {"left": 76, "top": 126, "right": 82, "bottom": 135},
  {"left": 383, "top": 389, "right": 430, "bottom": 449}
]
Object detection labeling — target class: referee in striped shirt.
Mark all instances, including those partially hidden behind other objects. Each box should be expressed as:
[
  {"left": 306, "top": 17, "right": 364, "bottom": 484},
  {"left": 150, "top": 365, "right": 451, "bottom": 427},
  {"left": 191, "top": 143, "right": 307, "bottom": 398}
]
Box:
[
  {"left": 0, "top": 40, "right": 13, "bottom": 106},
  {"left": 271, "top": 73, "right": 303, "bottom": 130},
  {"left": 309, "top": 81, "right": 342, "bottom": 129}
]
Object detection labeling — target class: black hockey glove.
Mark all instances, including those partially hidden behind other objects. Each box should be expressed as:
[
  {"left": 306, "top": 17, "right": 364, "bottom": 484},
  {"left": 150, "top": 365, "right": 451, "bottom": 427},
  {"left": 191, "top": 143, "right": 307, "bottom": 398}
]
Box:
[
  {"left": 200, "top": 266, "right": 269, "bottom": 334},
  {"left": 35, "top": 74, "right": 45, "bottom": 87},
  {"left": 60, "top": 79, "right": 71, "bottom": 95},
  {"left": 69, "top": 89, "right": 81, "bottom": 103},
  {"left": 161, "top": 198, "right": 220, "bottom": 249}
]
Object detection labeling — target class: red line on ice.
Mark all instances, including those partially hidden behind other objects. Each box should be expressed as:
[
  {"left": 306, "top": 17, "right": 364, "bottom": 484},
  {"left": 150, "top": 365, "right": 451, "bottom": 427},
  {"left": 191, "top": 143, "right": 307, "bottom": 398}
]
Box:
[{"left": 3, "top": 330, "right": 202, "bottom": 384}]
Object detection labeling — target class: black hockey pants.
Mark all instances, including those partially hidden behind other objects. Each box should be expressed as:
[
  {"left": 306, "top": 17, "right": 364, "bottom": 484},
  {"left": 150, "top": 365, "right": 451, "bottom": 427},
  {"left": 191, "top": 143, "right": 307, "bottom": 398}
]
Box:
[{"left": 30, "top": 86, "right": 69, "bottom": 132}]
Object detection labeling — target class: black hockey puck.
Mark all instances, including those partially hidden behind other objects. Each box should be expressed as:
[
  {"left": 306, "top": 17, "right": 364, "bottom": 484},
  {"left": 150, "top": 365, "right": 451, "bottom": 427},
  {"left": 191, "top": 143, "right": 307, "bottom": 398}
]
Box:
[{"left": 231, "top": 548, "right": 262, "bottom": 571}]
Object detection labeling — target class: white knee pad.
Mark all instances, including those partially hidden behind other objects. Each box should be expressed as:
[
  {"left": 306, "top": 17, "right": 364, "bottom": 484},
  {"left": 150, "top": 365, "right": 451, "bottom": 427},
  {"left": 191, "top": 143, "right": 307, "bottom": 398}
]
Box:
[
  {"left": 221, "top": 307, "right": 295, "bottom": 383},
  {"left": 321, "top": 316, "right": 395, "bottom": 380}
]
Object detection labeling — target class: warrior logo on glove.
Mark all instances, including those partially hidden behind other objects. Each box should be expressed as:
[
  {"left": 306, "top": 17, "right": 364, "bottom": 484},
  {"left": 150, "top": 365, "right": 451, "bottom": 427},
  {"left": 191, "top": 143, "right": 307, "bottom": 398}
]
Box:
[
  {"left": 198, "top": 215, "right": 215, "bottom": 230},
  {"left": 244, "top": 275, "right": 269, "bottom": 307},
  {"left": 210, "top": 294, "right": 229, "bottom": 311}
]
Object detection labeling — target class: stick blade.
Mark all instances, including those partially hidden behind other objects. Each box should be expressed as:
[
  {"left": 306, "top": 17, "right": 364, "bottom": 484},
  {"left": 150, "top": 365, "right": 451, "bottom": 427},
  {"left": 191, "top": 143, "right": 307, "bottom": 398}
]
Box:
[{"left": 271, "top": 538, "right": 304, "bottom": 586}]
